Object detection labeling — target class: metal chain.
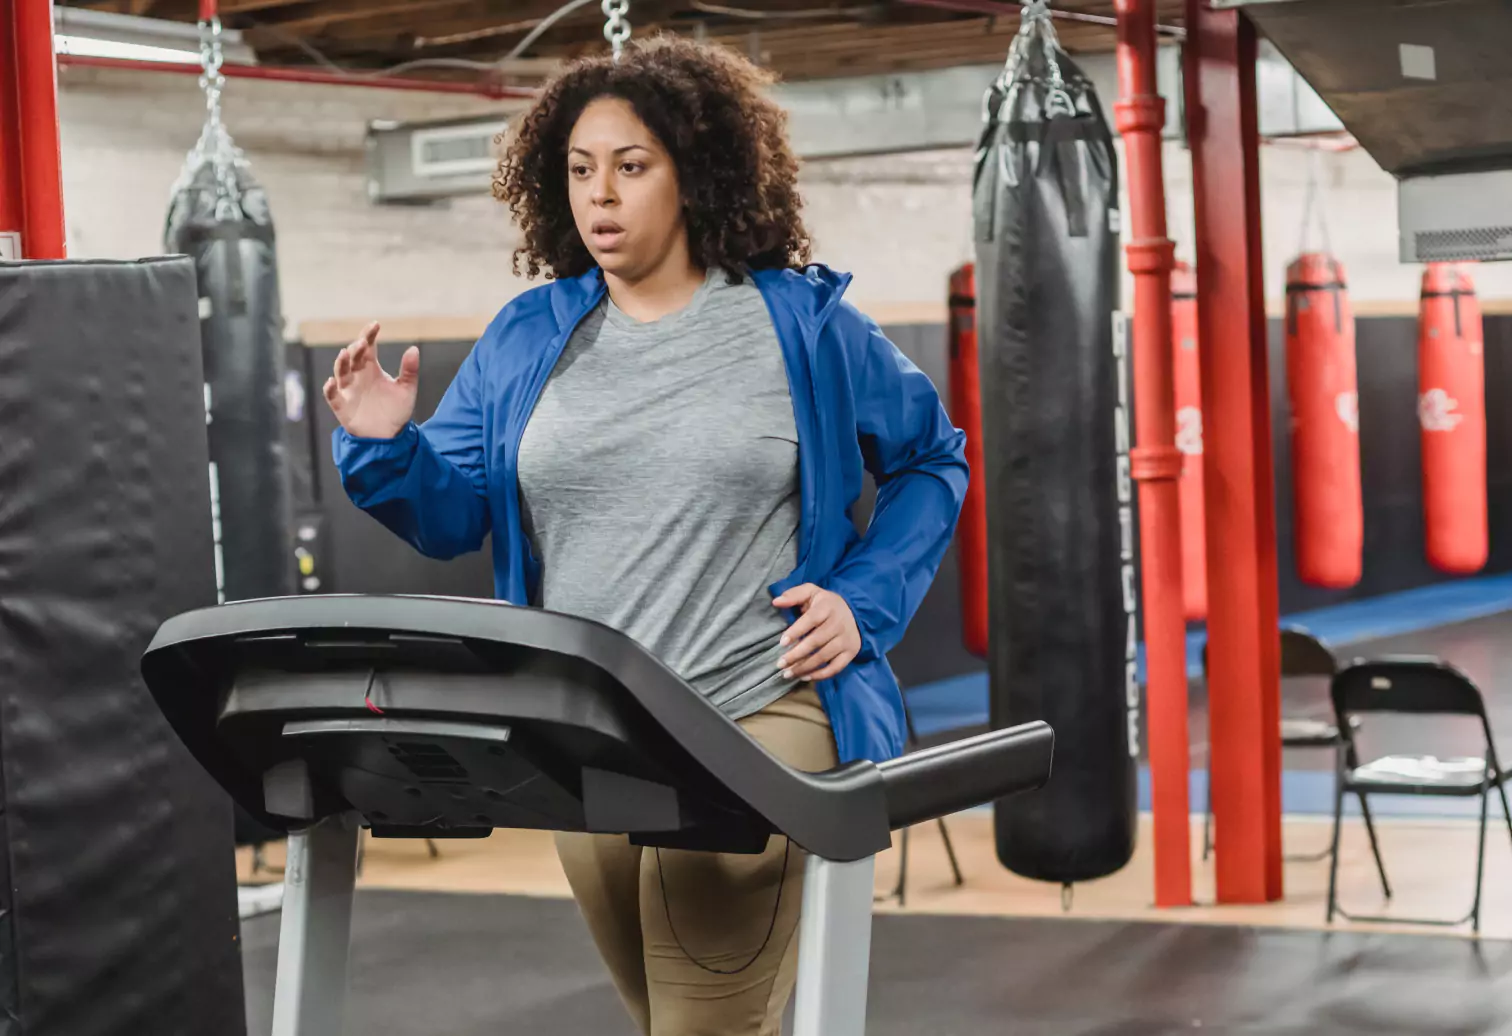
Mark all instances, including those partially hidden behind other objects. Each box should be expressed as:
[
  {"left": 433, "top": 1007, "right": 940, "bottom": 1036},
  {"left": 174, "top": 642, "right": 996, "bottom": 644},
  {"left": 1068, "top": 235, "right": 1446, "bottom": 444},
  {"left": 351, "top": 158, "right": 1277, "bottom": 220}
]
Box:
[
  {"left": 1297, "top": 147, "right": 1334, "bottom": 257},
  {"left": 992, "top": 0, "right": 1077, "bottom": 120},
  {"left": 172, "top": 17, "right": 245, "bottom": 219},
  {"left": 602, "top": 0, "right": 631, "bottom": 61}
]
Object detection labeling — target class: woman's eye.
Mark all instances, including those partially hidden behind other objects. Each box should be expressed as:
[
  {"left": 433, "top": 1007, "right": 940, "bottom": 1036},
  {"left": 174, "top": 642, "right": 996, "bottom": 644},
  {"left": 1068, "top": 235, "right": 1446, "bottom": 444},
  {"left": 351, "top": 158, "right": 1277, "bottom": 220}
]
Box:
[
  {"left": 570, "top": 164, "right": 590, "bottom": 177},
  {"left": 620, "top": 162, "right": 643, "bottom": 175}
]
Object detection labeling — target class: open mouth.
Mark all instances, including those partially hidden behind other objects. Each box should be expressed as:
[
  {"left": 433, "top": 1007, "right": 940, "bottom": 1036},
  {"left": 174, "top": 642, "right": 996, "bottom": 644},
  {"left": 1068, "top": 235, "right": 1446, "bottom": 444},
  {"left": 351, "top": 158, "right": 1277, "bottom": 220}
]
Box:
[{"left": 590, "top": 221, "right": 626, "bottom": 249}]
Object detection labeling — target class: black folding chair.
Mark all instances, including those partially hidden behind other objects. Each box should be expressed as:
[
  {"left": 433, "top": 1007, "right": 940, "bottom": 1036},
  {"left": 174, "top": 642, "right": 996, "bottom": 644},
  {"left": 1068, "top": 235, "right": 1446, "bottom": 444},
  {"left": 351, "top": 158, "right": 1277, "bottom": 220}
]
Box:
[
  {"left": 1326, "top": 657, "right": 1512, "bottom": 933},
  {"left": 878, "top": 690, "right": 965, "bottom": 907},
  {"left": 1203, "top": 628, "right": 1383, "bottom": 866}
]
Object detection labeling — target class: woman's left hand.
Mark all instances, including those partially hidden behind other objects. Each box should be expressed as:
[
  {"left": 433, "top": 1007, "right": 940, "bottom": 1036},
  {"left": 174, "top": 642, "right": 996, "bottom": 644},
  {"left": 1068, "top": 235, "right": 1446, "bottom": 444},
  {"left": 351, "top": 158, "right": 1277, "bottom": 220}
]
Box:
[{"left": 772, "top": 585, "right": 863, "bottom": 683}]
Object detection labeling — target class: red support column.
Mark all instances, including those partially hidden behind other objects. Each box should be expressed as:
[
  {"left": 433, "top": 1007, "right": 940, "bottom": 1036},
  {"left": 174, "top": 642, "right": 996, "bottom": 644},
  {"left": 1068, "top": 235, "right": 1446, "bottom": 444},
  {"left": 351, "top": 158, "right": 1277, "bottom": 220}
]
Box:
[
  {"left": 1184, "top": 0, "right": 1283, "bottom": 903},
  {"left": 0, "top": 0, "right": 66, "bottom": 260},
  {"left": 1113, "top": 0, "right": 1191, "bottom": 908}
]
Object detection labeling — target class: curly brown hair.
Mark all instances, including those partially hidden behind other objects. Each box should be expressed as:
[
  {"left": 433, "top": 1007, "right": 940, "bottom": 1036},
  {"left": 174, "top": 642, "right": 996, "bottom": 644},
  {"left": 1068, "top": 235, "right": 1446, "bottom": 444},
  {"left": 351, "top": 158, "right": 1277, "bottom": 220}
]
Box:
[{"left": 493, "top": 35, "right": 812, "bottom": 280}]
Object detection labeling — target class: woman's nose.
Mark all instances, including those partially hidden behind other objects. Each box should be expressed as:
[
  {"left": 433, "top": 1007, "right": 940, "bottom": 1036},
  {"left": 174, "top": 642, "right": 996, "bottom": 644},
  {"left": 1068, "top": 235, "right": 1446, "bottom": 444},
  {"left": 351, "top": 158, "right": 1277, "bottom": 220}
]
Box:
[{"left": 591, "top": 170, "right": 616, "bottom": 206}]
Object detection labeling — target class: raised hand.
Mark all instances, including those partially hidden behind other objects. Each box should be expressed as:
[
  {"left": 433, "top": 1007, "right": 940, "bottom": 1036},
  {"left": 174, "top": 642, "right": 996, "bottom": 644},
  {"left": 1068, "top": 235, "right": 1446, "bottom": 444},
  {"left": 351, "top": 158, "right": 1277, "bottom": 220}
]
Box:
[{"left": 322, "top": 322, "right": 420, "bottom": 440}]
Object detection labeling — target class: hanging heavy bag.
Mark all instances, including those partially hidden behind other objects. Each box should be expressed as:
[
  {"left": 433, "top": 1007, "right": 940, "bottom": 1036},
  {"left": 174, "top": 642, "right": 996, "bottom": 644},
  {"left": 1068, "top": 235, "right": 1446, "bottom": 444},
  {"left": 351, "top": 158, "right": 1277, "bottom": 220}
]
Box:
[
  {"left": 163, "top": 36, "right": 294, "bottom": 607},
  {"left": 972, "top": 6, "right": 1135, "bottom": 885},
  {"left": 164, "top": 25, "right": 293, "bottom": 853},
  {"left": 1171, "top": 261, "right": 1207, "bottom": 622},
  {"left": 1284, "top": 158, "right": 1362, "bottom": 590},
  {"left": 1418, "top": 262, "right": 1488, "bottom": 575},
  {"left": 947, "top": 264, "right": 989, "bottom": 659},
  {"left": 1284, "top": 252, "right": 1363, "bottom": 589}
]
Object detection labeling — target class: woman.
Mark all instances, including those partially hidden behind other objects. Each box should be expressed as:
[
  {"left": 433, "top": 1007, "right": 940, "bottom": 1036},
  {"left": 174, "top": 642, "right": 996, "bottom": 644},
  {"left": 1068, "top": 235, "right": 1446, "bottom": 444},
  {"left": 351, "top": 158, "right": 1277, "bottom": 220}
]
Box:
[{"left": 324, "top": 35, "right": 966, "bottom": 1036}]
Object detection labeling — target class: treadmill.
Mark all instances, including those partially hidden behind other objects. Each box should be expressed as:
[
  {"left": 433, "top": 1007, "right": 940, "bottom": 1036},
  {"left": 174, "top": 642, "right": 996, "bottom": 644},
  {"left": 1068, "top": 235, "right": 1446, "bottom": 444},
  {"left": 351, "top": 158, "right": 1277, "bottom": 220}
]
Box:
[{"left": 141, "top": 594, "right": 1054, "bottom": 1036}]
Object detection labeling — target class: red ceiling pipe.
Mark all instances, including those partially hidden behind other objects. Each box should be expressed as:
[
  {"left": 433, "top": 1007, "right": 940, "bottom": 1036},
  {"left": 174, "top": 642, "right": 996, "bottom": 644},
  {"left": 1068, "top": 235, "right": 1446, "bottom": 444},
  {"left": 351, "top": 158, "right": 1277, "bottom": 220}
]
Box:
[
  {"left": 1112, "top": 0, "right": 1190, "bottom": 909},
  {"left": 57, "top": 54, "right": 537, "bottom": 100},
  {"left": 0, "top": 0, "right": 67, "bottom": 259},
  {"left": 1185, "top": 0, "right": 1283, "bottom": 903}
]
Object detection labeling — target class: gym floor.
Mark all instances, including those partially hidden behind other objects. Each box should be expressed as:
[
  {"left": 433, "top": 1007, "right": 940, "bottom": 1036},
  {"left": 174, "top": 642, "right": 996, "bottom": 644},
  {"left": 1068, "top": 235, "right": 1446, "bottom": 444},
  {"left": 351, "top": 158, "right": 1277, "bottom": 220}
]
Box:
[{"left": 238, "top": 611, "right": 1512, "bottom": 1034}]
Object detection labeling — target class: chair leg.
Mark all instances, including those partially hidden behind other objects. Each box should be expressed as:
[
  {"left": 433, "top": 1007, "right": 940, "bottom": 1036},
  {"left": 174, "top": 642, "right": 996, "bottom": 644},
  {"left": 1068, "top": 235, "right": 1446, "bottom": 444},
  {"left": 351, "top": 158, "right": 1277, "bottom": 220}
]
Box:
[
  {"left": 1325, "top": 766, "right": 1346, "bottom": 924},
  {"left": 1496, "top": 777, "right": 1512, "bottom": 851},
  {"left": 1355, "top": 793, "right": 1391, "bottom": 901},
  {"left": 1202, "top": 753, "right": 1213, "bottom": 862},
  {"left": 894, "top": 826, "right": 910, "bottom": 907},
  {"left": 936, "top": 818, "right": 964, "bottom": 887},
  {"left": 1471, "top": 784, "right": 1491, "bottom": 935}
]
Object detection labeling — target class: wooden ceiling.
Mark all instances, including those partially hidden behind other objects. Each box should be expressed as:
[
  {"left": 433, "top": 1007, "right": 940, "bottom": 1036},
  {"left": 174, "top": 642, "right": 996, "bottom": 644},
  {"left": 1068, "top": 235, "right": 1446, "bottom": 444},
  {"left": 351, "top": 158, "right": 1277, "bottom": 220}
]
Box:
[{"left": 64, "top": 0, "right": 1186, "bottom": 85}]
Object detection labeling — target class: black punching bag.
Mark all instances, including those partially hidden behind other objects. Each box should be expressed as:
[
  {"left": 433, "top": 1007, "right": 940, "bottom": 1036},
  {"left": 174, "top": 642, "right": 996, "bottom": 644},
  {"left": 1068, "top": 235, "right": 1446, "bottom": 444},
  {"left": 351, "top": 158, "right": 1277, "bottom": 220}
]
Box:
[
  {"left": 165, "top": 120, "right": 293, "bottom": 853},
  {"left": 164, "top": 141, "right": 294, "bottom": 605},
  {"left": 972, "top": 12, "right": 1137, "bottom": 884}
]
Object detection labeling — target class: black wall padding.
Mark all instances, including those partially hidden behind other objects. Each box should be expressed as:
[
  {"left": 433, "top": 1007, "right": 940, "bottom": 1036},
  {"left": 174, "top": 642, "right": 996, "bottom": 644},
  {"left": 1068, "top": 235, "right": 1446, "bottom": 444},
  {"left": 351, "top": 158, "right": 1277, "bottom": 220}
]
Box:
[
  {"left": 0, "top": 258, "right": 246, "bottom": 1036},
  {"left": 974, "top": 46, "right": 1137, "bottom": 884},
  {"left": 305, "top": 339, "right": 495, "bottom": 599},
  {"left": 165, "top": 163, "right": 294, "bottom": 604}
]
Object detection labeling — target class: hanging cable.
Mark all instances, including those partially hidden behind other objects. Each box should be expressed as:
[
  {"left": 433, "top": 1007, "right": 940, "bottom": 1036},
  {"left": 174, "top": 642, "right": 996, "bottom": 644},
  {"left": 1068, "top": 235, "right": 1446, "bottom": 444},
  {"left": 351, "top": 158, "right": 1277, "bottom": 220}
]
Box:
[
  {"left": 508, "top": 0, "right": 603, "bottom": 59},
  {"left": 690, "top": 1, "right": 874, "bottom": 20}
]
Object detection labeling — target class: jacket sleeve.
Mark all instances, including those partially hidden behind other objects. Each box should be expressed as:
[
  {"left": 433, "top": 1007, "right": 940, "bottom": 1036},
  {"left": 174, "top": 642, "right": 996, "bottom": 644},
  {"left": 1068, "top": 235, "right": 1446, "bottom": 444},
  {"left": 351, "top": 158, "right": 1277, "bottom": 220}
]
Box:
[
  {"left": 818, "top": 305, "right": 969, "bottom": 664},
  {"left": 331, "top": 342, "right": 491, "bottom": 560}
]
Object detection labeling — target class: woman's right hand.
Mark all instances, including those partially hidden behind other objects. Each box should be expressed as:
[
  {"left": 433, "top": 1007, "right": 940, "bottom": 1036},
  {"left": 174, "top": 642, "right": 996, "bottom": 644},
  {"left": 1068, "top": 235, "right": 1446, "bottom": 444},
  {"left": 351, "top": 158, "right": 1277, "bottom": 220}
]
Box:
[{"left": 323, "top": 322, "right": 420, "bottom": 440}]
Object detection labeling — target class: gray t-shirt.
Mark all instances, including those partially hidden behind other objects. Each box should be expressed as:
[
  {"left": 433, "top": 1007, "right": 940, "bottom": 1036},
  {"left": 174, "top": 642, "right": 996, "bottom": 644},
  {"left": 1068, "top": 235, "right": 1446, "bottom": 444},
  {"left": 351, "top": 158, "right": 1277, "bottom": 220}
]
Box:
[{"left": 517, "top": 269, "right": 801, "bottom": 719}]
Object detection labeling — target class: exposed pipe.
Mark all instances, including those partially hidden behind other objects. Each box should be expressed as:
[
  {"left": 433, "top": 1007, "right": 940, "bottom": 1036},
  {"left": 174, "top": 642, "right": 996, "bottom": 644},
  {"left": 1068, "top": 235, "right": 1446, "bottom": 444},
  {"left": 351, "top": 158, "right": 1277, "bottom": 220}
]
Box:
[
  {"left": 1113, "top": 0, "right": 1189, "bottom": 908},
  {"left": 56, "top": 53, "right": 536, "bottom": 99},
  {"left": 1, "top": 0, "right": 68, "bottom": 259},
  {"left": 900, "top": 0, "right": 1185, "bottom": 37}
]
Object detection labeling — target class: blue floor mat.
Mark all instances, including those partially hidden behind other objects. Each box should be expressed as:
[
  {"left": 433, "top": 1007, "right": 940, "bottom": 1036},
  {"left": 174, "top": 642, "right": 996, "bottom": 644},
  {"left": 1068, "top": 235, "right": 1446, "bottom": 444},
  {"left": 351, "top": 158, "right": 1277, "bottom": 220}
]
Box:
[{"left": 906, "top": 572, "right": 1512, "bottom": 817}]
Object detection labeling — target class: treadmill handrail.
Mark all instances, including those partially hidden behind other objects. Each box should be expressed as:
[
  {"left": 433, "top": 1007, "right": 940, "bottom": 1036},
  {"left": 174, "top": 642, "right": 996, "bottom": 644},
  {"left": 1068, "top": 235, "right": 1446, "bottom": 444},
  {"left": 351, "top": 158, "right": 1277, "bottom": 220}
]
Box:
[
  {"left": 874, "top": 722, "right": 1054, "bottom": 829},
  {"left": 144, "top": 595, "right": 1055, "bottom": 863}
]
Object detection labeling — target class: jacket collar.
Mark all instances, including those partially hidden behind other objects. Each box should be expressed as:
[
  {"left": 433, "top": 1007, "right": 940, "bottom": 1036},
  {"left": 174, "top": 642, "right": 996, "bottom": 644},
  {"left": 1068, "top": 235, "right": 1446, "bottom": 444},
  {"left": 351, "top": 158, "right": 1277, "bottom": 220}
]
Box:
[{"left": 547, "top": 268, "right": 608, "bottom": 332}]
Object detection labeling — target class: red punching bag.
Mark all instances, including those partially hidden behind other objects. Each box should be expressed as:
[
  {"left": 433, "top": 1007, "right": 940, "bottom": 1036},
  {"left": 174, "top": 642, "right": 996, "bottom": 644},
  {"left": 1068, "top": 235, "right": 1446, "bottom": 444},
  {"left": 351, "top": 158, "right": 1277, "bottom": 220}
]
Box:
[
  {"left": 1170, "top": 261, "right": 1207, "bottom": 621},
  {"left": 1419, "top": 262, "right": 1488, "bottom": 574},
  {"left": 1285, "top": 252, "right": 1363, "bottom": 589},
  {"left": 947, "top": 264, "right": 988, "bottom": 658}
]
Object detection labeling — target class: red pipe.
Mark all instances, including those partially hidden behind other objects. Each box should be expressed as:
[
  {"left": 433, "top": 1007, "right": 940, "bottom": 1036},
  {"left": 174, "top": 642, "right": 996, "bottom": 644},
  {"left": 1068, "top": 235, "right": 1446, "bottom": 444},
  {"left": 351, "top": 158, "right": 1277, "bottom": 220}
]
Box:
[
  {"left": 1185, "top": 0, "right": 1283, "bottom": 904},
  {"left": 57, "top": 54, "right": 536, "bottom": 100},
  {"left": 0, "top": 6, "right": 21, "bottom": 256},
  {"left": 1112, "top": 0, "right": 1189, "bottom": 909},
  {"left": 1, "top": 0, "right": 67, "bottom": 259}
]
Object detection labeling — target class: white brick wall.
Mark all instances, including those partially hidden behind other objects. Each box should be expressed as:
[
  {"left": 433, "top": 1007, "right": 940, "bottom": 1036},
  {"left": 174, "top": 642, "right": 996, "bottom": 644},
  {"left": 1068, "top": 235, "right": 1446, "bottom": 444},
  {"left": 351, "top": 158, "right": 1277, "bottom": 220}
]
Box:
[
  {"left": 58, "top": 65, "right": 520, "bottom": 333},
  {"left": 56, "top": 64, "right": 1512, "bottom": 335}
]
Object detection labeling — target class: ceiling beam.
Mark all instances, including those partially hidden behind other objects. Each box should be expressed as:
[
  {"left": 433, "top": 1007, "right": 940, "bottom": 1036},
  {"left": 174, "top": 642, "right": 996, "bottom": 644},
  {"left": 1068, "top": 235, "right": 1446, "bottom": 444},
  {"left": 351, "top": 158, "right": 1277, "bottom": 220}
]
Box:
[
  {"left": 259, "top": 0, "right": 573, "bottom": 46},
  {"left": 246, "top": 0, "right": 500, "bottom": 36},
  {"left": 221, "top": 0, "right": 314, "bottom": 13}
]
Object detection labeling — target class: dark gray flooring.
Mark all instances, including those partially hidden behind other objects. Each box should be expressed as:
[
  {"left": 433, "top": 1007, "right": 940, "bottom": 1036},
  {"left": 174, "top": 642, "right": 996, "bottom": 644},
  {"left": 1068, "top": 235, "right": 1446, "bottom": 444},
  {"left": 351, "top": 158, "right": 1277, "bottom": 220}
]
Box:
[{"left": 243, "top": 889, "right": 1512, "bottom": 1035}]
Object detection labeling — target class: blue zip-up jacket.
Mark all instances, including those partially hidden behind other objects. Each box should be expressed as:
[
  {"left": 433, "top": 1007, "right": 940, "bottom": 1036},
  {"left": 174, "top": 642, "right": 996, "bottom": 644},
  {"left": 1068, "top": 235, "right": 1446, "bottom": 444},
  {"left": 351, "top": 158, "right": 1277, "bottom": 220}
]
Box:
[{"left": 332, "top": 264, "right": 968, "bottom": 764}]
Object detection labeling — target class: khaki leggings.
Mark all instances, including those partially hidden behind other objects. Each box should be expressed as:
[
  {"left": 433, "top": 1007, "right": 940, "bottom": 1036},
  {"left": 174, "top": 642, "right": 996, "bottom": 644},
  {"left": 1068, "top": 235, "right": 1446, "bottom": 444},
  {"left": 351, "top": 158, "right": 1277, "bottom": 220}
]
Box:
[{"left": 554, "top": 687, "right": 839, "bottom": 1036}]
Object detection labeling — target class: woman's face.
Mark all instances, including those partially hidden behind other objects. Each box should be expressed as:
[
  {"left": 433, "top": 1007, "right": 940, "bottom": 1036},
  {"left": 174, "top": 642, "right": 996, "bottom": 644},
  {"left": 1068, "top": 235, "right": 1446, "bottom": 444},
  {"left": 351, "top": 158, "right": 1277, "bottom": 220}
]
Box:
[{"left": 567, "top": 96, "right": 686, "bottom": 283}]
